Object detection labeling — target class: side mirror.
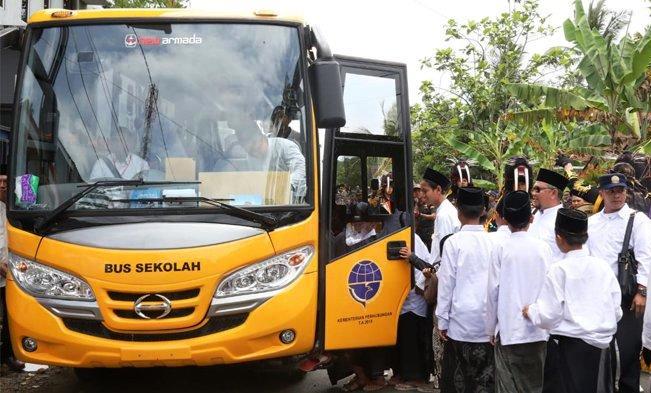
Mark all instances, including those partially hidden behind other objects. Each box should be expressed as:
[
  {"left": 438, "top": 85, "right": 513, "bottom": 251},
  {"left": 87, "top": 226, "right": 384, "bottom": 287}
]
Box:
[{"left": 309, "top": 59, "right": 346, "bottom": 129}]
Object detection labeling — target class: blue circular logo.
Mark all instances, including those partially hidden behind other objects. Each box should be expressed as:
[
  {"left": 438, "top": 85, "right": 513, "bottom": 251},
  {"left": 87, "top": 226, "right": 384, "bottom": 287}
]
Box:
[{"left": 348, "top": 261, "right": 382, "bottom": 306}]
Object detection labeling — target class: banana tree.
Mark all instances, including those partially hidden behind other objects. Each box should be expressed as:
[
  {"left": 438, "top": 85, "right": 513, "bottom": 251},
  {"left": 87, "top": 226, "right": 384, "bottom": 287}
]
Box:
[
  {"left": 445, "top": 122, "right": 527, "bottom": 190},
  {"left": 503, "top": 0, "right": 651, "bottom": 151}
]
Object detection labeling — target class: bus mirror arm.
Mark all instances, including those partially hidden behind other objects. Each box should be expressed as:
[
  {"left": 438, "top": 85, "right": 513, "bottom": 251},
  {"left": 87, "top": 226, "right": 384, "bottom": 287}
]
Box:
[{"left": 307, "top": 26, "right": 332, "bottom": 60}]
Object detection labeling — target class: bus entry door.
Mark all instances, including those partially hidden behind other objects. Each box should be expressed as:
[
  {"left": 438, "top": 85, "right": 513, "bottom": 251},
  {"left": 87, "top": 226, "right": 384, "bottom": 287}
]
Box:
[{"left": 321, "top": 56, "right": 414, "bottom": 350}]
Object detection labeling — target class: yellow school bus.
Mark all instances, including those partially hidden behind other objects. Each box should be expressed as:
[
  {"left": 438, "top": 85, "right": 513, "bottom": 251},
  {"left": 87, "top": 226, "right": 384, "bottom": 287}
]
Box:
[{"left": 3, "top": 7, "right": 414, "bottom": 376}]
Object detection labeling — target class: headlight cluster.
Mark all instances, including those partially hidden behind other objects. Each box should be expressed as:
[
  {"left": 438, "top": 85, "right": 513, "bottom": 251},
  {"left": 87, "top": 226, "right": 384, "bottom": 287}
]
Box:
[
  {"left": 215, "top": 246, "right": 314, "bottom": 298},
  {"left": 8, "top": 253, "right": 95, "bottom": 300}
]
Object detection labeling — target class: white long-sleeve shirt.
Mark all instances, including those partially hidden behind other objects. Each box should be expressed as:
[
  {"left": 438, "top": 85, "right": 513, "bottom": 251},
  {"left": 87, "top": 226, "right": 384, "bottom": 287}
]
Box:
[
  {"left": 257, "top": 137, "right": 306, "bottom": 198},
  {"left": 401, "top": 236, "right": 431, "bottom": 318},
  {"left": 436, "top": 224, "right": 492, "bottom": 343},
  {"left": 587, "top": 204, "right": 651, "bottom": 286},
  {"left": 487, "top": 225, "right": 510, "bottom": 247},
  {"left": 528, "top": 248, "right": 622, "bottom": 349},
  {"left": 430, "top": 198, "right": 460, "bottom": 265},
  {"left": 530, "top": 203, "right": 564, "bottom": 261},
  {"left": 486, "top": 231, "right": 551, "bottom": 345},
  {"left": 643, "top": 272, "right": 651, "bottom": 350}
]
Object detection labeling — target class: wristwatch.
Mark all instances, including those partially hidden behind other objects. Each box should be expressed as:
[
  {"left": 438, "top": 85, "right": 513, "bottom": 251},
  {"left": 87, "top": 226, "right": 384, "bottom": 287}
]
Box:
[{"left": 638, "top": 285, "right": 647, "bottom": 297}]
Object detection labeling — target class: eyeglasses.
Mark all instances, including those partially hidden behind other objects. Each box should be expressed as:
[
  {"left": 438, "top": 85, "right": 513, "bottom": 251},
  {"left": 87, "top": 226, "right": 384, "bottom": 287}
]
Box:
[{"left": 532, "top": 186, "right": 556, "bottom": 193}]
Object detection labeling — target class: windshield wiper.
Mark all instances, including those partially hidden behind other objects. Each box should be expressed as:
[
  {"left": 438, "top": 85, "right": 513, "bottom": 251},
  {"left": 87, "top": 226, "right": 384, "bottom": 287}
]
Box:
[
  {"left": 34, "top": 179, "right": 200, "bottom": 234},
  {"left": 112, "top": 196, "right": 278, "bottom": 231}
]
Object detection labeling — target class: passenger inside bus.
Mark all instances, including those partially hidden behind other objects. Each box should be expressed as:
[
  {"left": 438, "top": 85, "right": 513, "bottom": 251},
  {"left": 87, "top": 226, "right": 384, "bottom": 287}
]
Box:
[
  {"left": 231, "top": 117, "right": 307, "bottom": 198},
  {"left": 89, "top": 126, "right": 149, "bottom": 180}
]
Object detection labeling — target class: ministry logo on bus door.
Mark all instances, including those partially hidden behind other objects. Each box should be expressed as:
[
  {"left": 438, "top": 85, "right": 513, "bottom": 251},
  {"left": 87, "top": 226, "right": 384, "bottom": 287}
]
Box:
[{"left": 348, "top": 261, "right": 382, "bottom": 307}]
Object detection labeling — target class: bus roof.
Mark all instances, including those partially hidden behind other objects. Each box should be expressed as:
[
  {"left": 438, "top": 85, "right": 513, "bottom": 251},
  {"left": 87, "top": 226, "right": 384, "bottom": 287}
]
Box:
[{"left": 28, "top": 8, "right": 305, "bottom": 25}]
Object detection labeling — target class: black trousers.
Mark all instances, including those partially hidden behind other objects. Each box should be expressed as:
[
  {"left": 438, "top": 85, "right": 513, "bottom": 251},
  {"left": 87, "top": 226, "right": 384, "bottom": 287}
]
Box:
[
  {"left": 543, "top": 335, "right": 601, "bottom": 393},
  {"left": 0, "top": 286, "right": 15, "bottom": 362},
  {"left": 610, "top": 307, "right": 643, "bottom": 393},
  {"left": 392, "top": 311, "right": 429, "bottom": 381}
]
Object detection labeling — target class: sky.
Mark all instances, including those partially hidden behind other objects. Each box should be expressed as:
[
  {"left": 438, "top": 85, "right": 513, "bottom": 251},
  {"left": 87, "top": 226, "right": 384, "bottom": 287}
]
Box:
[{"left": 189, "top": 0, "right": 650, "bottom": 106}]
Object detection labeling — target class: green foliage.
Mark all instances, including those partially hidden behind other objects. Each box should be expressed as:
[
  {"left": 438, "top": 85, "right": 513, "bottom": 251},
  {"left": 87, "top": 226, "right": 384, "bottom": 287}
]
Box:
[
  {"left": 412, "top": 0, "right": 575, "bottom": 188},
  {"left": 505, "top": 0, "right": 651, "bottom": 148}
]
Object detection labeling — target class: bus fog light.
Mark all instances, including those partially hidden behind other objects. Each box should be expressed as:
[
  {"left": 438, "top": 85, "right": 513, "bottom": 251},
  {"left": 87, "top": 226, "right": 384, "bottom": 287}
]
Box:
[
  {"left": 279, "top": 329, "right": 296, "bottom": 344},
  {"left": 22, "top": 337, "right": 37, "bottom": 352}
]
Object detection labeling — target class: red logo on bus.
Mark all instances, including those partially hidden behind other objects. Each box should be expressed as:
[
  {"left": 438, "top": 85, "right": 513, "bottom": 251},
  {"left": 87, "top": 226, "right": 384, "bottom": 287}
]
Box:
[{"left": 124, "top": 34, "right": 137, "bottom": 48}]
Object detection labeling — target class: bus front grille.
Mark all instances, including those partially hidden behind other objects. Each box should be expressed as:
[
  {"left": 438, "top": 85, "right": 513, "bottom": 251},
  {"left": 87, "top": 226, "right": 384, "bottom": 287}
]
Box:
[
  {"left": 62, "top": 314, "right": 249, "bottom": 341},
  {"left": 105, "top": 288, "right": 202, "bottom": 321}
]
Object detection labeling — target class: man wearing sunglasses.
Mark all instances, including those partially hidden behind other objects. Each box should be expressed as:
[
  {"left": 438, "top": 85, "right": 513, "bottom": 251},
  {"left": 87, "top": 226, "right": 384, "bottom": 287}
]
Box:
[
  {"left": 588, "top": 173, "right": 651, "bottom": 393},
  {"left": 529, "top": 168, "right": 569, "bottom": 261}
]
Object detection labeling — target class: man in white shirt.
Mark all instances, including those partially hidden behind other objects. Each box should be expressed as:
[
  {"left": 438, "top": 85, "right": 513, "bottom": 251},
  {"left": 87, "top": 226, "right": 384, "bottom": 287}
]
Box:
[
  {"left": 529, "top": 168, "right": 569, "bottom": 261},
  {"left": 486, "top": 191, "right": 552, "bottom": 393},
  {"left": 234, "top": 118, "right": 307, "bottom": 202},
  {"left": 393, "top": 236, "right": 433, "bottom": 390},
  {"left": 419, "top": 168, "right": 460, "bottom": 265},
  {"left": 642, "top": 271, "right": 651, "bottom": 386},
  {"left": 587, "top": 172, "right": 651, "bottom": 393},
  {"left": 525, "top": 208, "right": 622, "bottom": 393},
  {"left": 436, "top": 187, "right": 494, "bottom": 392},
  {"left": 89, "top": 127, "right": 150, "bottom": 181},
  {"left": 414, "top": 168, "right": 460, "bottom": 391}
]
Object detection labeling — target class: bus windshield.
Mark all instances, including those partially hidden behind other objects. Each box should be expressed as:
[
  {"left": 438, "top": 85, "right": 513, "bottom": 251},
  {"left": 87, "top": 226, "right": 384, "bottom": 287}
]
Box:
[{"left": 12, "top": 22, "right": 308, "bottom": 211}]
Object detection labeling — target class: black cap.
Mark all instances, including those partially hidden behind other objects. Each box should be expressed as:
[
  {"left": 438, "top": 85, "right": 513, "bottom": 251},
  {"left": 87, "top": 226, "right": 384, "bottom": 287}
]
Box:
[
  {"left": 503, "top": 191, "right": 531, "bottom": 226},
  {"left": 555, "top": 208, "right": 588, "bottom": 235},
  {"left": 423, "top": 168, "right": 451, "bottom": 189},
  {"left": 536, "top": 168, "right": 569, "bottom": 190},
  {"left": 598, "top": 172, "right": 628, "bottom": 190},
  {"left": 457, "top": 187, "right": 484, "bottom": 207},
  {"left": 570, "top": 186, "right": 599, "bottom": 204}
]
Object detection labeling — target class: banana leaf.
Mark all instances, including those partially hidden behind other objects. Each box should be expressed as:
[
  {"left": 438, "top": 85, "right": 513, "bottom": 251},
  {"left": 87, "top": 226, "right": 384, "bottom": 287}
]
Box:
[
  {"left": 446, "top": 138, "right": 496, "bottom": 172},
  {"left": 506, "top": 83, "right": 589, "bottom": 110}
]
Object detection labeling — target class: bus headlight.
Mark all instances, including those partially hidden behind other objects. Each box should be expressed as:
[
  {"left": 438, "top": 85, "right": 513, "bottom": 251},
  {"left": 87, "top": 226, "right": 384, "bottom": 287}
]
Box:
[
  {"left": 8, "top": 253, "right": 95, "bottom": 301},
  {"left": 215, "top": 246, "right": 314, "bottom": 298}
]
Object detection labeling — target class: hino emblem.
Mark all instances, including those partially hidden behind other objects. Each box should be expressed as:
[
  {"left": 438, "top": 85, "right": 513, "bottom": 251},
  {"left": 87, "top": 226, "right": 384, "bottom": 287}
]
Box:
[{"left": 133, "top": 294, "right": 172, "bottom": 319}]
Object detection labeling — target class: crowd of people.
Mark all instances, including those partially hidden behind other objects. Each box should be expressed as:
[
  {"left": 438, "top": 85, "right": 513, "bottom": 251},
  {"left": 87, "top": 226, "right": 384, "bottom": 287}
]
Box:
[{"left": 325, "top": 152, "right": 651, "bottom": 393}]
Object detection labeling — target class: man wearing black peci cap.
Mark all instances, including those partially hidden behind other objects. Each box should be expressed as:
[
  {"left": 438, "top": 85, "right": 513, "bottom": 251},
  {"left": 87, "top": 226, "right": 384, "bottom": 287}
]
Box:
[
  {"left": 525, "top": 208, "right": 622, "bottom": 393},
  {"left": 486, "top": 191, "right": 552, "bottom": 393},
  {"left": 416, "top": 168, "right": 460, "bottom": 390},
  {"left": 530, "top": 168, "right": 569, "bottom": 260},
  {"left": 436, "top": 187, "right": 494, "bottom": 392},
  {"left": 587, "top": 173, "right": 651, "bottom": 393},
  {"left": 419, "top": 168, "right": 460, "bottom": 265}
]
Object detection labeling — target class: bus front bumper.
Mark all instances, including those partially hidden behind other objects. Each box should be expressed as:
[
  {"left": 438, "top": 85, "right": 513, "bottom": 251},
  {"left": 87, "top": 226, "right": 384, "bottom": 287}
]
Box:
[{"left": 5, "top": 273, "right": 317, "bottom": 368}]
